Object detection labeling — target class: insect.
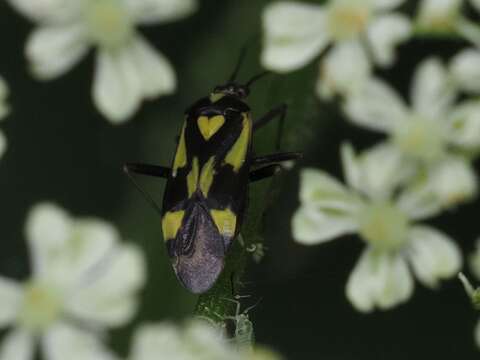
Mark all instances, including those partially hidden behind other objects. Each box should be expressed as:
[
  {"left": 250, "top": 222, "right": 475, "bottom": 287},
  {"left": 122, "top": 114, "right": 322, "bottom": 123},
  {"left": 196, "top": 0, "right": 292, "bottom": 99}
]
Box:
[
  {"left": 124, "top": 53, "right": 301, "bottom": 294},
  {"left": 220, "top": 296, "right": 258, "bottom": 350}
]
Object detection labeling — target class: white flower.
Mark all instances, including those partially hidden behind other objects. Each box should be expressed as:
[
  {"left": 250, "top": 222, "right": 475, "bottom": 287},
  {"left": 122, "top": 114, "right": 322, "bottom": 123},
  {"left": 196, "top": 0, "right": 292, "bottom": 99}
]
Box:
[
  {"left": 292, "top": 144, "right": 462, "bottom": 312},
  {"left": 8, "top": 0, "right": 197, "bottom": 123},
  {"left": 0, "top": 76, "right": 10, "bottom": 159},
  {"left": 415, "top": 0, "right": 462, "bottom": 33},
  {"left": 261, "top": 0, "right": 411, "bottom": 98},
  {"left": 344, "top": 57, "right": 479, "bottom": 210},
  {"left": 127, "top": 320, "right": 281, "bottom": 360},
  {"left": 0, "top": 203, "right": 145, "bottom": 360}
]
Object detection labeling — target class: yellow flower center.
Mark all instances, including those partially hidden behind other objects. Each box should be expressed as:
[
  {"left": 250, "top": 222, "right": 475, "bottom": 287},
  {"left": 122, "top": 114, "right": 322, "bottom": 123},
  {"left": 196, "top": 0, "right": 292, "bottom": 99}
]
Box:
[
  {"left": 358, "top": 202, "right": 409, "bottom": 251},
  {"left": 327, "top": 2, "right": 370, "bottom": 40},
  {"left": 84, "top": 0, "right": 134, "bottom": 49},
  {"left": 17, "top": 282, "right": 62, "bottom": 332},
  {"left": 393, "top": 116, "right": 446, "bottom": 162}
]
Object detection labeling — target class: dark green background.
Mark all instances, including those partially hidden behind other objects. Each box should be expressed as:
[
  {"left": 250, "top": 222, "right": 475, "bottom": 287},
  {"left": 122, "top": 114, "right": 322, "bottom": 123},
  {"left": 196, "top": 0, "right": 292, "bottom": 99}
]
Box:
[{"left": 0, "top": 1, "right": 477, "bottom": 359}]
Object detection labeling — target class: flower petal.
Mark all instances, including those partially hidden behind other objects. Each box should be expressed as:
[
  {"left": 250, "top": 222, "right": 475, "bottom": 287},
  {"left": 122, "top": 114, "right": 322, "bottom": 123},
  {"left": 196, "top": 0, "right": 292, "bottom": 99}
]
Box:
[
  {"left": 429, "top": 156, "right": 478, "bottom": 209},
  {"left": 397, "top": 183, "right": 442, "bottom": 221},
  {"left": 446, "top": 100, "right": 480, "bottom": 149},
  {"left": 129, "top": 323, "right": 184, "bottom": 360},
  {"left": 65, "top": 244, "right": 145, "bottom": 327},
  {"left": 340, "top": 142, "right": 362, "bottom": 192},
  {"left": 410, "top": 57, "right": 456, "bottom": 120},
  {"left": 130, "top": 321, "right": 231, "bottom": 360},
  {"left": 26, "top": 24, "right": 89, "bottom": 80},
  {"left": 343, "top": 78, "right": 408, "bottom": 133},
  {"left": 316, "top": 41, "right": 371, "bottom": 99},
  {"left": 346, "top": 248, "right": 413, "bottom": 312},
  {"left": 415, "top": 0, "right": 462, "bottom": 33},
  {"left": 128, "top": 36, "right": 176, "bottom": 98},
  {"left": 261, "top": 1, "right": 329, "bottom": 72},
  {"left": 66, "top": 218, "right": 119, "bottom": 284},
  {"left": 398, "top": 156, "right": 477, "bottom": 219},
  {"left": 353, "top": 142, "right": 412, "bottom": 200},
  {"left": 450, "top": 49, "right": 480, "bottom": 93},
  {"left": 93, "top": 47, "right": 143, "bottom": 123},
  {"left": 0, "top": 277, "right": 22, "bottom": 327},
  {"left": 125, "top": 0, "right": 197, "bottom": 25},
  {"left": 183, "top": 320, "right": 233, "bottom": 358},
  {"left": 366, "top": 14, "right": 411, "bottom": 66},
  {"left": 407, "top": 225, "right": 462, "bottom": 288},
  {"left": 292, "top": 205, "right": 358, "bottom": 245},
  {"left": 6, "top": 0, "right": 81, "bottom": 24},
  {"left": 0, "top": 329, "right": 34, "bottom": 360},
  {"left": 299, "top": 168, "right": 361, "bottom": 213},
  {"left": 25, "top": 203, "right": 73, "bottom": 277},
  {"left": 43, "top": 322, "right": 116, "bottom": 360}
]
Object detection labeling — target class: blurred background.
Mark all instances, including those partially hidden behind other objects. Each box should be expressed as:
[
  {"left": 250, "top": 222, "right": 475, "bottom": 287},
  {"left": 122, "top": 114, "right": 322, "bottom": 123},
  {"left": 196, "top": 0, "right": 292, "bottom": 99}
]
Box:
[{"left": 0, "top": 0, "right": 477, "bottom": 359}]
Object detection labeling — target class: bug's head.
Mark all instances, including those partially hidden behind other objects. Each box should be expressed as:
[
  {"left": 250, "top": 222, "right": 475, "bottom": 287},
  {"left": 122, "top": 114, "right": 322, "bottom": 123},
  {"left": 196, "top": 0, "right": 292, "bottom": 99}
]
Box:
[{"left": 212, "top": 83, "right": 250, "bottom": 99}]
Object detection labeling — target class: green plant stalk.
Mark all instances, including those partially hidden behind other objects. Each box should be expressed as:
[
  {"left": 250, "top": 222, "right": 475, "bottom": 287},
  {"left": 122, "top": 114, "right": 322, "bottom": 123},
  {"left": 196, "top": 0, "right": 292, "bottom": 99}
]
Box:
[{"left": 193, "top": 179, "right": 271, "bottom": 323}]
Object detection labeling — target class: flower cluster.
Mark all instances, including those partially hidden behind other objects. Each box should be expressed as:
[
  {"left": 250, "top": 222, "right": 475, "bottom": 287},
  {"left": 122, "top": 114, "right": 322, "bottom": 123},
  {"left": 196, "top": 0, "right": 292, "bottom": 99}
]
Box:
[
  {"left": 0, "top": 203, "right": 145, "bottom": 360},
  {"left": 293, "top": 144, "right": 462, "bottom": 312},
  {"left": 261, "top": 0, "right": 480, "bottom": 99},
  {"left": 0, "top": 203, "right": 280, "bottom": 360},
  {"left": 7, "top": 0, "right": 197, "bottom": 123},
  {"left": 266, "top": 0, "right": 480, "bottom": 314},
  {"left": 290, "top": 53, "right": 480, "bottom": 312},
  {"left": 262, "top": 0, "right": 411, "bottom": 98},
  {"left": 344, "top": 56, "right": 480, "bottom": 212}
]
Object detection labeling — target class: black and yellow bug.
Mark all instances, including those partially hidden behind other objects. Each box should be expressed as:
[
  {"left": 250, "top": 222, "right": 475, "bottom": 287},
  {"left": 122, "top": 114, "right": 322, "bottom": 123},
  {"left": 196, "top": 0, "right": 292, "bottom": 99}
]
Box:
[{"left": 124, "top": 58, "right": 300, "bottom": 294}]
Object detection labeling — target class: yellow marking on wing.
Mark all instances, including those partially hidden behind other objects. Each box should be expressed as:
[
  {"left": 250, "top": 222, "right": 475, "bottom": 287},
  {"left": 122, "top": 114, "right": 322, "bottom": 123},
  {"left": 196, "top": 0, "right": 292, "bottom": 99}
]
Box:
[
  {"left": 198, "top": 115, "right": 225, "bottom": 141},
  {"left": 200, "top": 156, "right": 216, "bottom": 197},
  {"left": 210, "top": 93, "right": 225, "bottom": 103},
  {"left": 210, "top": 208, "right": 237, "bottom": 237},
  {"left": 172, "top": 123, "right": 187, "bottom": 177},
  {"left": 162, "top": 210, "right": 185, "bottom": 241},
  {"left": 187, "top": 157, "right": 199, "bottom": 197},
  {"left": 224, "top": 113, "right": 251, "bottom": 172}
]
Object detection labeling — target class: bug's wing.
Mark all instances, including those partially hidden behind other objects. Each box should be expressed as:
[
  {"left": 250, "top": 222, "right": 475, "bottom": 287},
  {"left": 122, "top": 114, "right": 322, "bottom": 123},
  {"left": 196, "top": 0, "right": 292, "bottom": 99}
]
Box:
[{"left": 167, "top": 203, "right": 226, "bottom": 294}]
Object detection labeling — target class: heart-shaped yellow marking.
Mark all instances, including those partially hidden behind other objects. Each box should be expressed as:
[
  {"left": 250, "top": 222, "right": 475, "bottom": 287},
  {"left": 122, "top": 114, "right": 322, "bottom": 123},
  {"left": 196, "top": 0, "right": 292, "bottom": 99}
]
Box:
[{"left": 198, "top": 115, "right": 225, "bottom": 140}]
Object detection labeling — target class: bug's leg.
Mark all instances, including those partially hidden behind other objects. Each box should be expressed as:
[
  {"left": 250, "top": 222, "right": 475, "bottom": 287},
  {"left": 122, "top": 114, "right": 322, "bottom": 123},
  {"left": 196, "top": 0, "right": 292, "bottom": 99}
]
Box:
[
  {"left": 250, "top": 151, "right": 302, "bottom": 182},
  {"left": 123, "top": 162, "right": 171, "bottom": 178},
  {"left": 249, "top": 164, "right": 281, "bottom": 182},
  {"left": 123, "top": 163, "right": 168, "bottom": 214},
  {"left": 251, "top": 152, "right": 302, "bottom": 167},
  {"left": 253, "top": 103, "right": 287, "bottom": 149}
]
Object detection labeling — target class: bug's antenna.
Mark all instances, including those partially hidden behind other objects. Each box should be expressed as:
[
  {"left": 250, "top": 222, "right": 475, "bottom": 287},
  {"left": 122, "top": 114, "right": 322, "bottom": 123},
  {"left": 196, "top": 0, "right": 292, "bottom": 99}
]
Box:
[
  {"left": 228, "top": 46, "right": 248, "bottom": 83},
  {"left": 245, "top": 71, "right": 271, "bottom": 89},
  {"left": 123, "top": 165, "right": 163, "bottom": 215}
]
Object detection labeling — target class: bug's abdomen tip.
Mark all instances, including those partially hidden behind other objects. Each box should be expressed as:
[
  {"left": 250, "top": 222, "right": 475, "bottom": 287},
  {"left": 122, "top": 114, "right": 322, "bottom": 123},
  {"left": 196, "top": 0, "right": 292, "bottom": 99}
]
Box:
[{"left": 175, "top": 255, "right": 225, "bottom": 294}]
